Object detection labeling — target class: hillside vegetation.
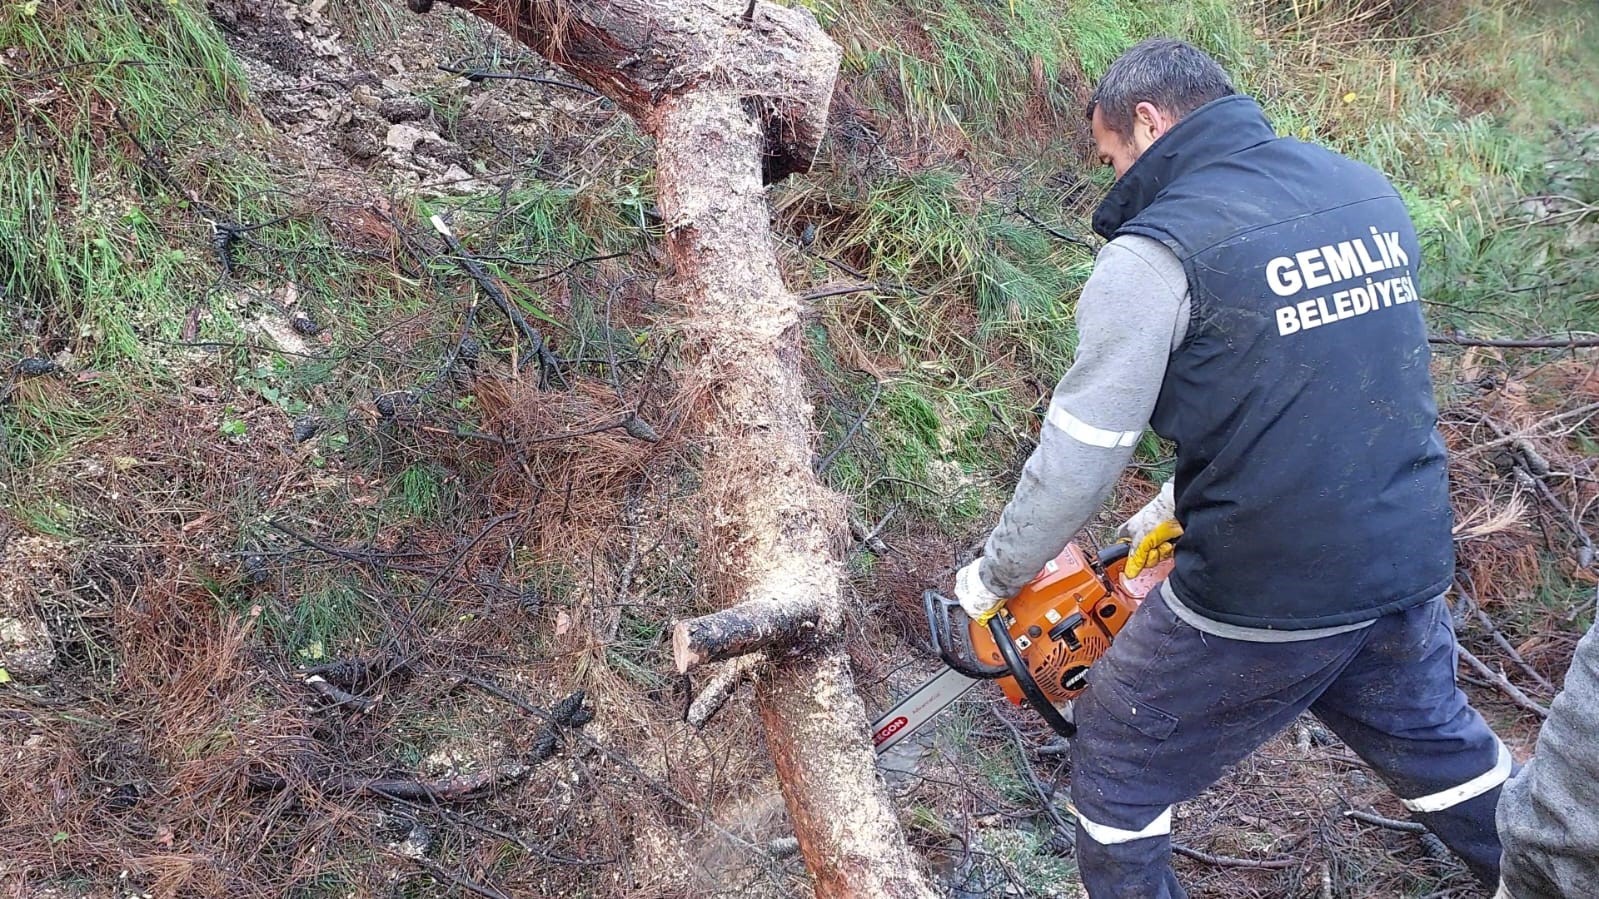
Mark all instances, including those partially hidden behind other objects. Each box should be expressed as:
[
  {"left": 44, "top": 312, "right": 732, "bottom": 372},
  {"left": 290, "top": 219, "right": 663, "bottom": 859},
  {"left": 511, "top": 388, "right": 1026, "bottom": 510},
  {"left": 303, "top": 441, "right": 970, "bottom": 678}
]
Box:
[{"left": 2, "top": 1, "right": 1596, "bottom": 896}]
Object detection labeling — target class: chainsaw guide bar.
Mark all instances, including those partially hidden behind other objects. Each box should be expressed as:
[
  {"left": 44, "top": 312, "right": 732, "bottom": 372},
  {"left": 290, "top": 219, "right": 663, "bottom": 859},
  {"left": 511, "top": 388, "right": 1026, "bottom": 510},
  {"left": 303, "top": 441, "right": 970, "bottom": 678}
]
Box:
[{"left": 871, "top": 541, "right": 1172, "bottom": 755}]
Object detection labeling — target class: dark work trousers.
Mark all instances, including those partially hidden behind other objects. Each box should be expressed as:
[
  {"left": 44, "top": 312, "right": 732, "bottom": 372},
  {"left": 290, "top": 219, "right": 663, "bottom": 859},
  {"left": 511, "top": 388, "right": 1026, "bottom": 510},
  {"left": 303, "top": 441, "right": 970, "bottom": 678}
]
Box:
[{"left": 1069, "top": 590, "right": 1508, "bottom": 898}]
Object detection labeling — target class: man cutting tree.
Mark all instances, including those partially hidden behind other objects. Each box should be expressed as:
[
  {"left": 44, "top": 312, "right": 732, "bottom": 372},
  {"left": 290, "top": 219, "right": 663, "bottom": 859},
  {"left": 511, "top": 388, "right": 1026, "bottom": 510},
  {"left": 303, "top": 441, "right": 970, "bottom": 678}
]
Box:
[{"left": 953, "top": 38, "right": 1508, "bottom": 897}]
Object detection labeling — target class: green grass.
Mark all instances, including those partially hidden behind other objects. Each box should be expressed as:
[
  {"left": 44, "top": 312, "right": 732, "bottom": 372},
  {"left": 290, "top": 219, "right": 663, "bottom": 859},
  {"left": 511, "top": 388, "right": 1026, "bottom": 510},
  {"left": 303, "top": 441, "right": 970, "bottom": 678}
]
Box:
[
  {"left": 1062, "top": 0, "right": 1248, "bottom": 80},
  {"left": 0, "top": 0, "right": 400, "bottom": 505},
  {"left": 270, "top": 580, "right": 376, "bottom": 661},
  {"left": 785, "top": 0, "right": 1599, "bottom": 542},
  {"left": 0, "top": 0, "right": 251, "bottom": 361},
  {"left": 392, "top": 462, "right": 448, "bottom": 520},
  {"left": 1, "top": 380, "right": 125, "bottom": 470},
  {"left": 842, "top": 168, "right": 975, "bottom": 280}
]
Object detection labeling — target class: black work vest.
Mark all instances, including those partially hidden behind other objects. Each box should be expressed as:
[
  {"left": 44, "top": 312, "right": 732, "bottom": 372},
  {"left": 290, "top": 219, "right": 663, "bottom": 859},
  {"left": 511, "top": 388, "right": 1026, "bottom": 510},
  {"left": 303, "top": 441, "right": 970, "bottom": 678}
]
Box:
[{"left": 1094, "top": 96, "right": 1453, "bottom": 628}]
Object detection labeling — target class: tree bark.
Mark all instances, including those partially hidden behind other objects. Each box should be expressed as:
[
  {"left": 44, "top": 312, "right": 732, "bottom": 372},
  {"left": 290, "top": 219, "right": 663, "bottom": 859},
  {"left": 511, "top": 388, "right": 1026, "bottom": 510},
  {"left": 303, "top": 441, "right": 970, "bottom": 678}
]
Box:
[
  {"left": 655, "top": 86, "right": 933, "bottom": 899},
  {"left": 416, "top": 0, "right": 836, "bottom": 179},
  {"left": 408, "top": 3, "right": 936, "bottom": 896}
]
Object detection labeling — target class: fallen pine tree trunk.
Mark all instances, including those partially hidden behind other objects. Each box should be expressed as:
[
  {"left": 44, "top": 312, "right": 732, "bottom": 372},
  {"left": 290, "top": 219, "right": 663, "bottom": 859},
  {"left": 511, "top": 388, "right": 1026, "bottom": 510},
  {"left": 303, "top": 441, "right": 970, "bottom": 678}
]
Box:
[{"left": 404, "top": 2, "right": 935, "bottom": 897}]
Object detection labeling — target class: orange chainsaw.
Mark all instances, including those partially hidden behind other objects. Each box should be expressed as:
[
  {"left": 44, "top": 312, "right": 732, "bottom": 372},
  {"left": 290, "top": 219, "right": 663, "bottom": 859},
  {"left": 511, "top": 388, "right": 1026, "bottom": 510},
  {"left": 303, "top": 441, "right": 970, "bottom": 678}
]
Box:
[{"left": 871, "top": 541, "right": 1172, "bottom": 754}]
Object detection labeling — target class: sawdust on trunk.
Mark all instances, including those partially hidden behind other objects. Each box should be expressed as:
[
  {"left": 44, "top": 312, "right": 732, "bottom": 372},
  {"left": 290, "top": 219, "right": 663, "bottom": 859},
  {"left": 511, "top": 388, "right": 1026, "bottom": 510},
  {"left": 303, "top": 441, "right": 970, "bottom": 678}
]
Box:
[{"left": 408, "top": 1, "right": 936, "bottom": 896}]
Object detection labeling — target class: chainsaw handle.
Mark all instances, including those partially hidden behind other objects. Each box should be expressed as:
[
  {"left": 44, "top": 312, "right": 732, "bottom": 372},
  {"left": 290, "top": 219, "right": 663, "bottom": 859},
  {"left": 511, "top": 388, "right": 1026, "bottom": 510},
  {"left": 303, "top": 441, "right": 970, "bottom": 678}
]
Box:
[
  {"left": 988, "top": 614, "right": 1078, "bottom": 739},
  {"left": 1096, "top": 542, "right": 1131, "bottom": 567},
  {"left": 924, "top": 590, "right": 1008, "bottom": 679}
]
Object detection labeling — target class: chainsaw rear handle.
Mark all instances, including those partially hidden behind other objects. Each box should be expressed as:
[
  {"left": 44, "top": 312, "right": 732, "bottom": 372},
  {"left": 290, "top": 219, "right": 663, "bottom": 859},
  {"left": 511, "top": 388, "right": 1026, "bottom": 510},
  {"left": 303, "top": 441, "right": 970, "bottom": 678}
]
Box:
[
  {"left": 925, "top": 588, "right": 1078, "bottom": 740},
  {"left": 924, "top": 590, "right": 1008, "bottom": 679},
  {"left": 925, "top": 543, "right": 1127, "bottom": 679},
  {"left": 1096, "top": 542, "right": 1131, "bottom": 568}
]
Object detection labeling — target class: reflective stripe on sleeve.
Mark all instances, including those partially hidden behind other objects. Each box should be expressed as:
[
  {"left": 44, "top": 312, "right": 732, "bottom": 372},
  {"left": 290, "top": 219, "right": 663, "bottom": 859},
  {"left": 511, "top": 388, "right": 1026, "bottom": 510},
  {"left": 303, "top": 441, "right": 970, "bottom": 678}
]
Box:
[
  {"left": 1401, "top": 740, "right": 1512, "bottom": 813},
  {"left": 1046, "top": 404, "right": 1142, "bottom": 449},
  {"left": 1077, "top": 806, "right": 1172, "bottom": 845}
]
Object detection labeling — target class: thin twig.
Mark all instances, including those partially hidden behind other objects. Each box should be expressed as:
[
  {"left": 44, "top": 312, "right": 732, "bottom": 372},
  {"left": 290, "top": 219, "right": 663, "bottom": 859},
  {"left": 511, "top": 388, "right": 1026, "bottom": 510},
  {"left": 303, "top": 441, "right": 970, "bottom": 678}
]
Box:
[
  {"left": 801, "top": 283, "right": 879, "bottom": 301},
  {"left": 1345, "top": 809, "right": 1427, "bottom": 834},
  {"left": 1476, "top": 414, "right": 1598, "bottom": 566},
  {"left": 438, "top": 64, "right": 606, "bottom": 99},
  {"left": 248, "top": 765, "right": 528, "bottom": 802},
  {"left": 989, "top": 708, "right": 1073, "bottom": 835},
  {"left": 377, "top": 792, "right": 613, "bottom": 865},
  {"left": 1462, "top": 402, "right": 1599, "bottom": 454},
  {"left": 1429, "top": 333, "right": 1599, "bottom": 349},
  {"left": 418, "top": 511, "right": 523, "bottom": 604},
  {"left": 1171, "top": 843, "right": 1297, "bottom": 869},
  {"left": 1012, "top": 203, "right": 1096, "bottom": 248},
  {"left": 384, "top": 848, "right": 512, "bottom": 899},
  {"left": 303, "top": 675, "right": 377, "bottom": 713},
  {"left": 467, "top": 250, "right": 634, "bottom": 277},
  {"left": 1458, "top": 645, "right": 1550, "bottom": 718},
  {"left": 457, "top": 673, "right": 794, "bottom": 881},
  {"left": 815, "top": 381, "right": 883, "bottom": 475},
  {"left": 1456, "top": 580, "right": 1556, "bottom": 693},
  {"left": 430, "top": 216, "right": 564, "bottom": 387},
  {"left": 10, "top": 58, "right": 155, "bottom": 79},
  {"left": 1518, "top": 469, "right": 1597, "bottom": 567},
  {"left": 849, "top": 508, "right": 894, "bottom": 555}
]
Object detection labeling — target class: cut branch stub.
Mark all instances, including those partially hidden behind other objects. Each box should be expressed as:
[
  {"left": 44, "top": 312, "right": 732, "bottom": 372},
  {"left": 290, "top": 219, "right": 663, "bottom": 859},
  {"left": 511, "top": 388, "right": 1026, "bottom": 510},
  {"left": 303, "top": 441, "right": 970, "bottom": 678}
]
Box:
[
  {"left": 418, "top": 0, "right": 838, "bottom": 179},
  {"left": 673, "top": 598, "right": 822, "bottom": 673}
]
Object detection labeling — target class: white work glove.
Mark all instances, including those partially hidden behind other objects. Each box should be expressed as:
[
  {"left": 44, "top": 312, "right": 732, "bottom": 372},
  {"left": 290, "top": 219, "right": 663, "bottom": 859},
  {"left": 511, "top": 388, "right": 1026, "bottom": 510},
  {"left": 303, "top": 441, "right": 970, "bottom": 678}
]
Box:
[
  {"left": 1116, "top": 480, "right": 1175, "bottom": 543},
  {"left": 1116, "top": 480, "right": 1180, "bottom": 579},
  {"left": 955, "top": 559, "right": 1006, "bottom": 624}
]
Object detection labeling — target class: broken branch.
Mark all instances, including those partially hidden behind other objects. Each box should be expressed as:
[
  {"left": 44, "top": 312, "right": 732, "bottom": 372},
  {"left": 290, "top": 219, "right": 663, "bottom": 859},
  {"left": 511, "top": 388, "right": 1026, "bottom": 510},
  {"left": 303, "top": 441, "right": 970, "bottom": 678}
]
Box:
[
  {"left": 1456, "top": 580, "right": 1556, "bottom": 694},
  {"left": 1458, "top": 645, "right": 1550, "bottom": 718},
  {"left": 1345, "top": 809, "right": 1427, "bottom": 834},
  {"left": 686, "top": 653, "right": 765, "bottom": 727},
  {"left": 303, "top": 674, "right": 377, "bottom": 713},
  {"left": 1013, "top": 202, "right": 1096, "bottom": 248},
  {"left": 1429, "top": 333, "right": 1599, "bottom": 349},
  {"left": 1170, "top": 843, "right": 1297, "bottom": 870}
]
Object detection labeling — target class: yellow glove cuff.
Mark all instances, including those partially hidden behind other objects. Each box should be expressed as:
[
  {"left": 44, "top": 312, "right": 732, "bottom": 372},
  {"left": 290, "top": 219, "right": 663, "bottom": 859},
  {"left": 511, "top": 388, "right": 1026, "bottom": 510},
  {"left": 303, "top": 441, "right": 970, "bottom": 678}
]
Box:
[{"left": 1125, "top": 519, "right": 1183, "bottom": 578}]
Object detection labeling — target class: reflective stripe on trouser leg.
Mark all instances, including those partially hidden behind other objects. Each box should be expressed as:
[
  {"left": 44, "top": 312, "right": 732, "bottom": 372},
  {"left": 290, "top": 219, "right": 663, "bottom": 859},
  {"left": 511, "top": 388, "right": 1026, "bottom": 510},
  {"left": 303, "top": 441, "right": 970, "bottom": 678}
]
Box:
[
  {"left": 1077, "top": 807, "right": 1172, "bottom": 846},
  {"left": 1069, "top": 592, "right": 1370, "bottom": 899},
  {"left": 1308, "top": 597, "right": 1507, "bottom": 887},
  {"left": 1402, "top": 739, "right": 1512, "bottom": 812}
]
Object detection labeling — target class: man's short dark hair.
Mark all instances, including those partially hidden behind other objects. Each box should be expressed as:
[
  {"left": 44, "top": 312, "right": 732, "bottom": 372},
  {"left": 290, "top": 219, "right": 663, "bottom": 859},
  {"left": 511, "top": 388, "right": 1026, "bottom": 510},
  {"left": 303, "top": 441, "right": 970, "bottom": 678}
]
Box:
[{"left": 1086, "top": 38, "right": 1236, "bottom": 138}]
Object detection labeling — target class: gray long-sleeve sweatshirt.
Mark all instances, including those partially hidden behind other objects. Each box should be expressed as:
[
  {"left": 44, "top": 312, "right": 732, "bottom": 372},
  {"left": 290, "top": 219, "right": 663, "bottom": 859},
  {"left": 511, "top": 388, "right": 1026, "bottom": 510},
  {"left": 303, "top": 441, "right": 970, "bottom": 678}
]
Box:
[{"left": 978, "top": 234, "right": 1186, "bottom": 599}]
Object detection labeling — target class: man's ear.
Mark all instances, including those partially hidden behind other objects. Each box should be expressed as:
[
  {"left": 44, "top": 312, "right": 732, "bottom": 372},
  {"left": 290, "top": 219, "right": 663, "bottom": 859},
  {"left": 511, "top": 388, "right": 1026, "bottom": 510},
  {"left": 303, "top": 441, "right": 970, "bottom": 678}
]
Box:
[{"left": 1134, "top": 101, "right": 1170, "bottom": 142}]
